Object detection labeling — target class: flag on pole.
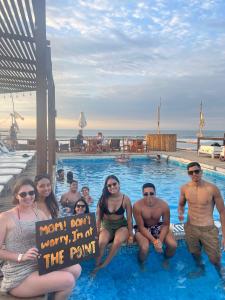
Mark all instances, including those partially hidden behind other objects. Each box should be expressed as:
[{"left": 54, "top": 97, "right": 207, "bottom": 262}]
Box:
[{"left": 199, "top": 101, "right": 205, "bottom": 129}]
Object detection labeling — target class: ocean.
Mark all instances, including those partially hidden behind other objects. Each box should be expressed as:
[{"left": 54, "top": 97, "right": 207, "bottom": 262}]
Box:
[
  {"left": 17, "top": 128, "right": 224, "bottom": 140},
  {"left": 16, "top": 128, "right": 224, "bottom": 151}
]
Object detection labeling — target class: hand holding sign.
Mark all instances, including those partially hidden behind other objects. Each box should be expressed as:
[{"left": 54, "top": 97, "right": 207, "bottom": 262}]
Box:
[{"left": 36, "top": 213, "right": 99, "bottom": 275}]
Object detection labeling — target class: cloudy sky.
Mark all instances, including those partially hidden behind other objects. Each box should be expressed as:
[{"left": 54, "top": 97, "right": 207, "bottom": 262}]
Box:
[{"left": 1, "top": 0, "right": 225, "bottom": 131}]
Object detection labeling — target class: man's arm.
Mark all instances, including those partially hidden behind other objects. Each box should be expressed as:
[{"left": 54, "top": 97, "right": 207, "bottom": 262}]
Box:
[
  {"left": 159, "top": 203, "right": 170, "bottom": 243},
  {"left": 213, "top": 186, "right": 225, "bottom": 250},
  {"left": 178, "top": 186, "right": 187, "bottom": 222},
  {"left": 133, "top": 202, "right": 155, "bottom": 243}
]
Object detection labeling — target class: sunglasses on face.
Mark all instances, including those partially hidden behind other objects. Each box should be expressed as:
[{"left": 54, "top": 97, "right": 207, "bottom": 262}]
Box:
[
  {"left": 188, "top": 169, "right": 201, "bottom": 175},
  {"left": 107, "top": 182, "right": 117, "bottom": 188},
  {"left": 76, "top": 204, "right": 85, "bottom": 209},
  {"left": 144, "top": 192, "right": 154, "bottom": 196},
  {"left": 18, "top": 190, "right": 35, "bottom": 198}
]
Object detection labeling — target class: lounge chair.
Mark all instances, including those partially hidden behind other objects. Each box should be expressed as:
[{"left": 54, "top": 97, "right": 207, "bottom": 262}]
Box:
[
  {"left": 219, "top": 146, "right": 225, "bottom": 161},
  {"left": 110, "top": 139, "right": 121, "bottom": 151},
  {"left": 0, "top": 175, "right": 13, "bottom": 188},
  {"left": 70, "top": 139, "right": 82, "bottom": 152},
  {"left": 130, "top": 139, "right": 145, "bottom": 152},
  {"left": 86, "top": 139, "right": 98, "bottom": 153},
  {"left": 198, "top": 145, "right": 221, "bottom": 158},
  {"left": 0, "top": 156, "right": 32, "bottom": 163},
  {"left": 0, "top": 184, "right": 4, "bottom": 195},
  {"left": 0, "top": 168, "right": 23, "bottom": 176},
  {"left": 0, "top": 162, "right": 27, "bottom": 169}
]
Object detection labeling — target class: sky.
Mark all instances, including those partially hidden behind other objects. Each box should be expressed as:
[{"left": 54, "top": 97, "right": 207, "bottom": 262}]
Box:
[{"left": 1, "top": 0, "right": 225, "bottom": 131}]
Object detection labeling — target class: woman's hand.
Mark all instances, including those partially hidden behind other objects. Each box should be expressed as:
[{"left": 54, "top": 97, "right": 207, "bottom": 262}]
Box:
[
  {"left": 21, "top": 247, "right": 39, "bottom": 262},
  {"left": 127, "top": 235, "right": 134, "bottom": 244}
]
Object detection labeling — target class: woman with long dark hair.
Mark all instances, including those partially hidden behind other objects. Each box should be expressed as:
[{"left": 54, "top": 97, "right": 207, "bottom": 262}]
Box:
[
  {"left": 0, "top": 177, "right": 81, "bottom": 299},
  {"left": 73, "top": 197, "right": 89, "bottom": 215},
  {"left": 34, "top": 174, "right": 59, "bottom": 219},
  {"left": 94, "top": 175, "right": 133, "bottom": 273}
]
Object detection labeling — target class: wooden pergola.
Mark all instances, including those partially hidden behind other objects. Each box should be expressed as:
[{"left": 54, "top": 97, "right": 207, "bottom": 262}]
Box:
[{"left": 0, "top": 0, "right": 56, "bottom": 175}]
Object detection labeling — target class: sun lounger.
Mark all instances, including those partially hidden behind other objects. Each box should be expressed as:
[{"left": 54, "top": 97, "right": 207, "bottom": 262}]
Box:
[
  {"left": 0, "top": 163, "right": 27, "bottom": 169},
  {"left": 0, "top": 185, "right": 4, "bottom": 195},
  {"left": 0, "top": 156, "right": 32, "bottom": 163},
  {"left": 0, "top": 175, "right": 13, "bottom": 185},
  {"left": 219, "top": 146, "right": 225, "bottom": 160},
  {"left": 198, "top": 145, "right": 221, "bottom": 158},
  {"left": 0, "top": 168, "right": 23, "bottom": 176}
]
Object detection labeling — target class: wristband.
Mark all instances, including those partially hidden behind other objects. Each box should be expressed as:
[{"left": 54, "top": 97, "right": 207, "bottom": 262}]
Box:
[
  {"left": 153, "top": 239, "right": 158, "bottom": 245},
  {"left": 17, "top": 253, "right": 23, "bottom": 262}
]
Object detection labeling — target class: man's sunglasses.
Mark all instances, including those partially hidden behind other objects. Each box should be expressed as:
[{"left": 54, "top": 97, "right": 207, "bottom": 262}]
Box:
[
  {"left": 107, "top": 182, "right": 117, "bottom": 188},
  {"left": 76, "top": 204, "right": 85, "bottom": 209},
  {"left": 144, "top": 192, "right": 154, "bottom": 196},
  {"left": 188, "top": 169, "right": 201, "bottom": 175},
  {"left": 18, "top": 190, "right": 35, "bottom": 198}
]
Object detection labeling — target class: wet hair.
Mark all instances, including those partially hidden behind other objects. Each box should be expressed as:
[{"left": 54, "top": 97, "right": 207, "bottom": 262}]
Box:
[
  {"left": 12, "top": 177, "right": 37, "bottom": 205},
  {"left": 57, "top": 169, "right": 64, "bottom": 176},
  {"left": 187, "top": 162, "right": 201, "bottom": 170},
  {"left": 70, "top": 179, "right": 78, "bottom": 185},
  {"left": 73, "top": 197, "right": 89, "bottom": 215},
  {"left": 98, "top": 175, "right": 120, "bottom": 220},
  {"left": 67, "top": 171, "right": 73, "bottom": 184},
  {"left": 81, "top": 186, "right": 89, "bottom": 192},
  {"left": 34, "top": 174, "right": 59, "bottom": 219},
  {"left": 142, "top": 183, "right": 156, "bottom": 192}
]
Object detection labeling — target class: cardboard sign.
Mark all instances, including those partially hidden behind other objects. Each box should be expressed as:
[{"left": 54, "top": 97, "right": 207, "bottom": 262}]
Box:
[{"left": 36, "top": 213, "right": 99, "bottom": 275}]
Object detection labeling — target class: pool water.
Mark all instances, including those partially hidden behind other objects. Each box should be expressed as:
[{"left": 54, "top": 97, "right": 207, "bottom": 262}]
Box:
[
  {"left": 55, "top": 156, "right": 225, "bottom": 300},
  {"left": 56, "top": 156, "right": 225, "bottom": 223}
]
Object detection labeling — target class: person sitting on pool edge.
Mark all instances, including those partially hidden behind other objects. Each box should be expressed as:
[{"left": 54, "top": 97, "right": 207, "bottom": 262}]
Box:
[
  {"left": 178, "top": 161, "right": 225, "bottom": 279},
  {"left": 133, "top": 182, "right": 177, "bottom": 267},
  {"left": 93, "top": 175, "right": 133, "bottom": 274}
]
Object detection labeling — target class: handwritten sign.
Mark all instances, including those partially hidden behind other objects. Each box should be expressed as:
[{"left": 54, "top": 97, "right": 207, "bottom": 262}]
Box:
[{"left": 36, "top": 213, "right": 99, "bottom": 275}]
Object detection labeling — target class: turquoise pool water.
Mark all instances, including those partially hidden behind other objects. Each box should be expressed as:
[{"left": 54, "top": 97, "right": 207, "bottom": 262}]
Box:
[
  {"left": 56, "top": 156, "right": 225, "bottom": 223},
  {"left": 55, "top": 156, "right": 225, "bottom": 300}
]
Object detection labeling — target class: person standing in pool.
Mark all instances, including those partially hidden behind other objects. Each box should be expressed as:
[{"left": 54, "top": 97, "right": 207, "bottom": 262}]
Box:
[
  {"left": 178, "top": 161, "right": 225, "bottom": 278},
  {"left": 60, "top": 180, "right": 81, "bottom": 214},
  {"left": 133, "top": 182, "right": 177, "bottom": 266},
  {"left": 93, "top": 175, "right": 133, "bottom": 273}
]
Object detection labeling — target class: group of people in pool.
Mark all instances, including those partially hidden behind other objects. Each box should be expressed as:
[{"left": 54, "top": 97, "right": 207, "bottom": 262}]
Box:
[{"left": 0, "top": 161, "right": 225, "bottom": 299}]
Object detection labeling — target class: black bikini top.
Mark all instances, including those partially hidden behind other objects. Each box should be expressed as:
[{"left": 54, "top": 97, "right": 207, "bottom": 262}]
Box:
[{"left": 103, "top": 195, "right": 125, "bottom": 215}]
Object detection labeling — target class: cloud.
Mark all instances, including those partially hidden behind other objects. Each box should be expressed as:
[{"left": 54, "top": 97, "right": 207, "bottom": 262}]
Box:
[{"left": 2, "top": 0, "right": 225, "bottom": 132}]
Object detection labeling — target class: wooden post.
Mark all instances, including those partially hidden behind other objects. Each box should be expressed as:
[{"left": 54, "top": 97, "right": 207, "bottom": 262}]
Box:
[
  {"left": 34, "top": 0, "right": 47, "bottom": 174},
  {"left": 48, "top": 81, "right": 56, "bottom": 176},
  {"left": 197, "top": 137, "right": 200, "bottom": 151},
  {"left": 46, "top": 46, "right": 56, "bottom": 176}
]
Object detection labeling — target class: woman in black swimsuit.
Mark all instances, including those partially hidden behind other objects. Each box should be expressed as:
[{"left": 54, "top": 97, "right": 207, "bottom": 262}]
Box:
[{"left": 94, "top": 175, "right": 133, "bottom": 273}]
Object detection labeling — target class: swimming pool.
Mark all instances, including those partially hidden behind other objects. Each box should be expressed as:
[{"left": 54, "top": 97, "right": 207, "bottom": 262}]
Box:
[
  {"left": 56, "top": 156, "right": 225, "bottom": 223},
  {"left": 55, "top": 156, "right": 225, "bottom": 300}
]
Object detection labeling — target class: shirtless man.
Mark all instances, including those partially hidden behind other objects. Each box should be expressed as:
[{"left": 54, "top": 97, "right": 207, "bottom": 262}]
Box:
[
  {"left": 60, "top": 180, "right": 81, "bottom": 213},
  {"left": 178, "top": 161, "right": 225, "bottom": 277},
  {"left": 133, "top": 183, "right": 177, "bottom": 265}
]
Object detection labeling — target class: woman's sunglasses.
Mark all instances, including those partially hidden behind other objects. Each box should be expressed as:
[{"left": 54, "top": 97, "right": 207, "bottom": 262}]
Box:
[
  {"left": 76, "top": 204, "right": 85, "bottom": 209},
  {"left": 107, "top": 182, "right": 117, "bottom": 188},
  {"left": 188, "top": 169, "right": 201, "bottom": 175},
  {"left": 18, "top": 190, "right": 35, "bottom": 198},
  {"left": 143, "top": 192, "right": 154, "bottom": 196}
]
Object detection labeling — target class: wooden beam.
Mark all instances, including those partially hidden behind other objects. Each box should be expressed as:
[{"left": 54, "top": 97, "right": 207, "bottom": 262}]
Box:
[
  {"left": 46, "top": 46, "right": 56, "bottom": 176},
  {"left": 35, "top": 0, "right": 47, "bottom": 174}
]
